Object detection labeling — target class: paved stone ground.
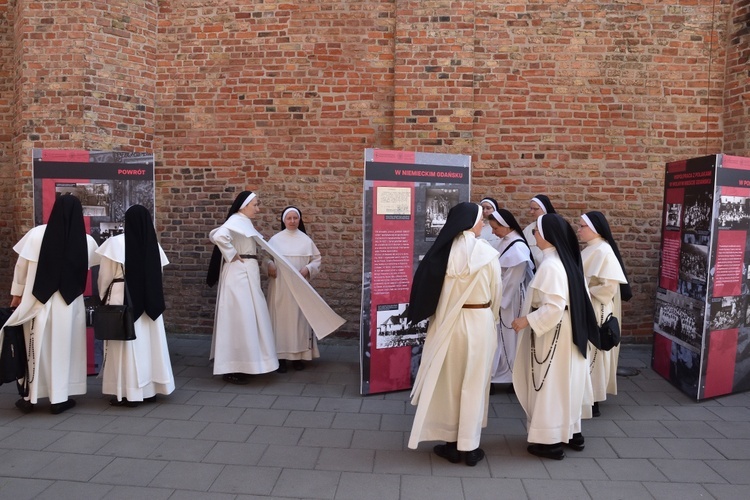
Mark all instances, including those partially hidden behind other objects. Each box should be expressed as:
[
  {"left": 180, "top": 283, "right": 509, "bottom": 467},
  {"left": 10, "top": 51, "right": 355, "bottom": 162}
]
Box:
[{"left": 0, "top": 336, "right": 749, "bottom": 499}]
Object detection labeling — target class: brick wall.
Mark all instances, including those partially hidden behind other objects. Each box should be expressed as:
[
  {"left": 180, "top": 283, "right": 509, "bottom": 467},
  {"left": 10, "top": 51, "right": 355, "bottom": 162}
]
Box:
[{"left": 1, "top": 1, "right": 747, "bottom": 342}]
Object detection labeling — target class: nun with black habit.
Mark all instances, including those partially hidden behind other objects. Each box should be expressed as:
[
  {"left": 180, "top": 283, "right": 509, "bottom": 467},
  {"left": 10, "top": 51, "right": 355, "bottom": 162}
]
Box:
[
  {"left": 522, "top": 194, "right": 556, "bottom": 267},
  {"left": 96, "top": 205, "right": 175, "bottom": 406},
  {"left": 407, "top": 202, "right": 502, "bottom": 467},
  {"left": 511, "top": 213, "right": 599, "bottom": 460},
  {"left": 578, "top": 211, "right": 631, "bottom": 416},
  {"left": 4, "top": 194, "right": 100, "bottom": 414}
]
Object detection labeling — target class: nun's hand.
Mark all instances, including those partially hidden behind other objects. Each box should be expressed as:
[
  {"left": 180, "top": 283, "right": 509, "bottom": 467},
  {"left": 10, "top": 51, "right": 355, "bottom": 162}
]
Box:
[
  {"left": 231, "top": 254, "right": 243, "bottom": 263},
  {"left": 10, "top": 295, "right": 21, "bottom": 308},
  {"left": 268, "top": 262, "right": 277, "bottom": 278},
  {"left": 511, "top": 316, "right": 529, "bottom": 333},
  {"left": 299, "top": 266, "right": 310, "bottom": 279}
]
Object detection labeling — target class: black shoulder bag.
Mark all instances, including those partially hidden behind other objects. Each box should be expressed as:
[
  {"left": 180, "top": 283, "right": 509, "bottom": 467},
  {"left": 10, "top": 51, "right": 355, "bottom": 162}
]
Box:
[{"left": 93, "top": 271, "right": 136, "bottom": 341}]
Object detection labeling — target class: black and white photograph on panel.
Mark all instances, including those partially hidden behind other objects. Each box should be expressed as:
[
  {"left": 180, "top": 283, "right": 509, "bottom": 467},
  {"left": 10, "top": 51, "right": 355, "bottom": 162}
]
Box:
[
  {"left": 718, "top": 194, "right": 750, "bottom": 230},
  {"left": 423, "top": 187, "right": 459, "bottom": 240},
  {"left": 709, "top": 296, "right": 744, "bottom": 331},
  {"left": 679, "top": 242, "right": 709, "bottom": 284}
]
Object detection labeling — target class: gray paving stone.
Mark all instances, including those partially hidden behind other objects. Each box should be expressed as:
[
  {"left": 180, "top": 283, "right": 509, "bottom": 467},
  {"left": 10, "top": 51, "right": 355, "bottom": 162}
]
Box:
[
  {"left": 0, "top": 476, "right": 54, "bottom": 500},
  {"left": 380, "top": 413, "right": 414, "bottom": 432},
  {"left": 642, "top": 481, "right": 713, "bottom": 500},
  {"left": 706, "top": 405, "right": 750, "bottom": 421},
  {"left": 596, "top": 458, "right": 668, "bottom": 481},
  {"left": 248, "top": 425, "right": 303, "bottom": 445},
  {"left": 360, "top": 399, "right": 406, "bottom": 415},
  {"left": 660, "top": 420, "right": 725, "bottom": 439},
  {"left": 147, "top": 436, "right": 215, "bottom": 461},
  {"left": 316, "top": 396, "right": 362, "bottom": 413},
  {"left": 96, "top": 434, "right": 164, "bottom": 458},
  {"left": 202, "top": 441, "right": 267, "bottom": 465},
  {"left": 581, "top": 479, "right": 653, "bottom": 499},
  {"left": 183, "top": 391, "right": 237, "bottom": 407},
  {"left": 374, "top": 449, "right": 433, "bottom": 476},
  {"left": 316, "top": 447, "right": 375, "bottom": 472},
  {"left": 605, "top": 437, "right": 671, "bottom": 458},
  {"left": 34, "top": 479, "right": 113, "bottom": 500},
  {"left": 260, "top": 382, "right": 306, "bottom": 396},
  {"left": 579, "top": 419, "right": 628, "bottom": 438},
  {"left": 149, "top": 461, "right": 223, "bottom": 491},
  {"left": 542, "top": 457, "right": 608, "bottom": 480},
  {"left": 101, "top": 485, "right": 173, "bottom": 500},
  {"left": 50, "top": 413, "right": 117, "bottom": 432},
  {"left": 98, "top": 415, "right": 163, "bottom": 435},
  {"left": 170, "top": 491, "right": 236, "bottom": 500},
  {"left": 620, "top": 405, "right": 678, "bottom": 421},
  {"left": 705, "top": 438, "right": 750, "bottom": 459},
  {"left": 650, "top": 457, "right": 727, "bottom": 483},
  {"left": 522, "top": 478, "right": 591, "bottom": 499},
  {"left": 144, "top": 403, "right": 201, "bottom": 420},
  {"left": 194, "top": 421, "right": 256, "bottom": 442},
  {"left": 44, "top": 430, "right": 114, "bottom": 454},
  {"left": 663, "top": 405, "right": 723, "bottom": 421},
  {"left": 483, "top": 416, "right": 528, "bottom": 436},
  {"left": 301, "top": 383, "right": 347, "bottom": 398},
  {"left": 227, "top": 394, "right": 278, "bottom": 409},
  {"left": 189, "top": 404, "right": 245, "bottom": 424},
  {"left": 655, "top": 437, "right": 725, "bottom": 459},
  {"left": 298, "top": 427, "right": 353, "bottom": 448},
  {"left": 272, "top": 395, "right": 319, "bottom": 411},
  {"left": 704, "top": 459, "right": 750, "bottom": 484},
  {"left": 614, "top": 420, "right": 675, "bottom": 438},
  {"left": 0, "top": 427, "right": 66, "bottom": 450},
  {"left": 487, "top": 453, "right": 550, "bottom": 479},
  {"left": 284, "top": 409, "right": 335, "bottom": 428},
  {"left": 332, "top": 411, "right": 381, "bottom": 430},
  {"left": 704, "top": 483, "right": 750, "bottom": 499},
  {"left": 90, "top": 457, "right": 167, "bottom": 486},
  {"left": 400, "top": 474, "right": 465, "bottom": 500},
  {"left": 462, "top": 477, "right": 527, "bottom": 500},
  {"left": 237, "top": 408, "right": 290, "bottom": 426},
  {"left": 351, "top": 429, "right": 404, "bottom": 450},
  {"left": 147, "top": 419, "right": 207, "bottom": 438},
  {"left": 33, "top": 452, "right": 111, "bottom": 481},
  {"left": 209, "top": 464, "right": 281, "bottom": 495},
  {"left": 707, "top": 420, "right": 750, "bottom": 439},
  {"left": 335, "top": 472, "right": 400, "bottom": 500},
  {"left": 271, "top": 468, "right": 340, "bottom": 499},
  {"left": 258, "top": 444, "right": 321, "bottom": 468}
]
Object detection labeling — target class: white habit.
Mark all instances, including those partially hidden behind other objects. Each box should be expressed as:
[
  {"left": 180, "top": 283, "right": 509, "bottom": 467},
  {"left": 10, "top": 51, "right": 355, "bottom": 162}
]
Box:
[
  {"left": 582, "top": 237, "right": 627, "bottom": 401},
  {"left": 408, "top": 232, "right": 502, "bottom": 452},
  {"left": 267, "top": 228, "right": 322, "bottom": 361},
  {"left": 2, "top": 225, "right": 99, "bottom": 404},
  {"left": 513, "top": 247, "right": 588, "bottom": 445},
  {"left": 210, "top": 213, "right": 279, "bottom": 374},
  {"left": 96, "top": 234, "right": 175, "bottom": 402},
  {"left": 491, "top": 231, "right": 534, "bottom": 383}
]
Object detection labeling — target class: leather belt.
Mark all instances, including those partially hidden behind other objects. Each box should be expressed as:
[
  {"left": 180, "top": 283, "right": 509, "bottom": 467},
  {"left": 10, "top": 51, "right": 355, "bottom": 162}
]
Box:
[
  {"left": 462, "top": 301, "right": 491, "bottom": 309},
  {"left": 239, "top": 254, "right": 257, "bottom": 259}
]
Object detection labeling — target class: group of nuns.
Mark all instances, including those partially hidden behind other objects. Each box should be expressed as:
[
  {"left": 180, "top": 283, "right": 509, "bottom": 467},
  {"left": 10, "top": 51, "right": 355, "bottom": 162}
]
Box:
[
  {"left": 3, "top": 195, "right": 173, "bottom": 414},
  {"left": 407, "top": 195, "right": 631, "bottom": 463}
]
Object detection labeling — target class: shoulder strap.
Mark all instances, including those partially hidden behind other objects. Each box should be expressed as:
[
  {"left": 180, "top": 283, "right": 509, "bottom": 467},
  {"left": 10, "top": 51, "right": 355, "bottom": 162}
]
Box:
[{"left": 499, "top": 238, "right": 524, "bottom": 258}]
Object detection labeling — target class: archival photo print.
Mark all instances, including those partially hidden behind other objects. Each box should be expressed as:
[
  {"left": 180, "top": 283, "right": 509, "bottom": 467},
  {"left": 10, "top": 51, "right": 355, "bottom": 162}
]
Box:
[
  {"left": 665, "top": 203, "right": 682, "bottom": 230},
  {"left": 55, "top": 182, "right": 111, "bottom": 217},
  {"left": 375, "top": 303, "right": 427, "bottom": 349},
  {"left": 682, "top": 190, "right": 712, "bottom": 233},
  {"left": 709, "top": 296, "right": 744, "bottom": 331},
  {"left": 654, "top": 290, "right": 705, "bottom": 351},
  {"left": 718, "top": 194, "right": 750, "bottom": 230},
  {"left": 424, "top": 188, "right": 459, "bottom": 240},
  {"left": 679, "top": 242, "right": 709, "bottom": 284}
]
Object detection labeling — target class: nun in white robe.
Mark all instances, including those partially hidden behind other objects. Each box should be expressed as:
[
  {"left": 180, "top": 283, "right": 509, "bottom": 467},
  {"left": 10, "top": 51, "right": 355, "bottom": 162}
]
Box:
[
  {"left": 207, "top": 191, "right": 278, "bottom": 381},
  {"left": 3, "top": 195, "right": 99, "bottom": 413},
  {"left": 266, "top": 206, "right": 322, "bottom": 365},
  {"left": 512, "top": 214, "right": 599, "bottom": 460},
  {"left": 478, "top": 197, "right": 503, "bottom": 252},
  {"left": 407, "top": 202, "right": 501, "bottom": 466},
  {"left": 487, "top": 209, "right": 534, "bottom": 384},
  {"left": 96, "top": 205, "right": 175, "bottom": 404},
  {"left": 522, "top": 194, "right": 557, "bottom": 267},
  {"left": 578, "top": 212, "right": 631, "bottom": 407}
]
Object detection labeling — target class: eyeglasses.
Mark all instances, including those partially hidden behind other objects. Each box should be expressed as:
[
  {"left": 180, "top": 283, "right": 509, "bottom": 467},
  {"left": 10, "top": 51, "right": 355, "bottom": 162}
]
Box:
[{"left": 531, "top": 229, "right": 537, "bottom": 235}]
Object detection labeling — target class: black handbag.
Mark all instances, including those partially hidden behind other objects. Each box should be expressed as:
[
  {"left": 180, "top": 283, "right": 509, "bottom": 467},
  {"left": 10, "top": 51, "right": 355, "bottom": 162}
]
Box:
[
  {"left": 93, "top": 276, "right": 136, "bottom": 341},
  {"left": 591, "top": 305, "right": 620, "bottom": 351},
  {"left": 0, "top": 307, "right": 28, "bottom": 385}
]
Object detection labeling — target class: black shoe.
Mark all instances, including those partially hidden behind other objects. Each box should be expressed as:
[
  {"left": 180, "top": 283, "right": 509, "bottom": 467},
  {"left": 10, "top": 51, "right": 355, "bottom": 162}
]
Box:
[
  {"left": 433, "top": 442, "right": 462, "bottom": 464},
  {"left": 592, "top": 402, "right": 601, "bottom": 417},
  {"left": 489, "top": 383, "right": 496, "bottom": 395},
  {"left": 222, "top": 373, "right": 250, "bottom": 385},
  {"left": 109, "top": 397, "right": 140, "bottom": 407},
  {"left": 15, "top": 398, "right": 33, "bottom": 414},
  {"left": 567, "top": 432, "right": 585, "bottom": 451},
  {"left": 527, "top": 443, "right": 565, "bottom": 460},
  {"left": 292, "top": 360, "right": 305, "bottom": 371},
  {"left": 143, "top": 396, "right": 157, "bottom": 403},
  {"left": 464, "top": 447, "right": 485, "bottom": 466},
  {"left": 50, "top": 399, "right": 76, "bottom": 415},
  {"left": 276, "top": 360, "right": 288, "bottom": 373}
]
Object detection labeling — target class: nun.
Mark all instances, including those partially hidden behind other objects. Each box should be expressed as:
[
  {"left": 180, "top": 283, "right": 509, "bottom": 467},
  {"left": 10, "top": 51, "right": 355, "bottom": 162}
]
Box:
[
  {"left": 478, "top": 197, "right": 503, "bottom": 251},
  {"left": 96, "top": 205, "right": 175, "bottom": 406},
  {"left": 511, "top": 213, "right": 598, "bottom": 460},
  {"left": 407, "top": 202, "right": 502, "bottom": 467},
  {"left": 487, "top": 209, "right": 535, "bottom": 387},
  {"left": 207, "top": 191, "right": 278, "bottom": 384},
  {"left": 522, "top": 194, "right": 557, "bottom": 267},
  {"left": 578, "top": 211, "right": 631, "bottom": 416},
  {"left": 5, "top": 195, "right": 100, "bottom": 414},
  {"left": 266, "top": 206, "right": 322, "bottom": 372}
]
